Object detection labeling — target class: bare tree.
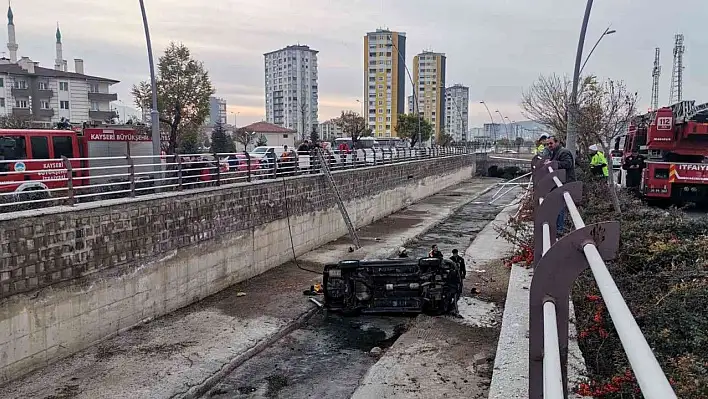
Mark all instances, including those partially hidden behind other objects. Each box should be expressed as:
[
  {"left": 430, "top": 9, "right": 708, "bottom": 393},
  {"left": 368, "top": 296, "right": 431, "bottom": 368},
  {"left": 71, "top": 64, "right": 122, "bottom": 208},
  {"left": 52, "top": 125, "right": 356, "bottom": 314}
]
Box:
[
  {"left": 234, "top": 128, "right": 256, "bottom": 152},
  {"left": 335, "top": 111, "right": 370, "bottom": 148},
  {"left": 578, "top": 78, "right": 637, "bottom": 213}
]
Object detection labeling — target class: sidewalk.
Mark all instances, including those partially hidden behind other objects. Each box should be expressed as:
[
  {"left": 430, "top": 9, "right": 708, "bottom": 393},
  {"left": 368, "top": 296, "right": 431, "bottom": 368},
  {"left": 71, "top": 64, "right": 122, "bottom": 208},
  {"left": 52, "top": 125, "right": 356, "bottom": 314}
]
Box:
[
  {"left": 0, "top": 179, "right": 500, "bottom": 399},
  {"left": 351, "top": 201, "right": 520, "bottom": 399}
]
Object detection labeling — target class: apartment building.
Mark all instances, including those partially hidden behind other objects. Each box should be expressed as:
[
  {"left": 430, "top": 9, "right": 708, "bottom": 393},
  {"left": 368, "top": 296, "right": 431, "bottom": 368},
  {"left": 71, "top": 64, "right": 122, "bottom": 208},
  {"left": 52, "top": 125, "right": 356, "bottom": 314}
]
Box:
[
  {"left": 208, "top": 96, "right": 227, "bottom": 126},
  {"left": 264, "top": 45, "right": 319, "bottom": 140},
  {"left": 445, "top": 84, "right": 469, "bottom": 142},
  {"left": 364, "top": 29, "right": 406, "bottom": 138},
  {"left": 413, "top": 51, "right": 446, "bottom": 142},
  {"left": 0, "top": 6, "right": 118, "bottom": 126},
  {"left": 319, "top": 118, "right": 343, "bottom": 141}
]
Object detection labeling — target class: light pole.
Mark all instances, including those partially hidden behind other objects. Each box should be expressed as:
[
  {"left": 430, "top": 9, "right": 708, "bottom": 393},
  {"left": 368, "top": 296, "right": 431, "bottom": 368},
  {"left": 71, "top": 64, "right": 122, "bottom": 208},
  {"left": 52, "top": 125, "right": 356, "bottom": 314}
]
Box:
[
  {"left": 480, "top": 101, "right": 496, "bottom": 150},
  {"left": 566, "top": 0, "right": 594, "bottom": 156},
  {"left": 580, "top": 27, "right": 616, "bottom": 75},
  {"left": 139, "top": 0, "right": 161, "bottom": 164},
  {"left": 388, "top": 40, "right": 421, "bottom": 148}
]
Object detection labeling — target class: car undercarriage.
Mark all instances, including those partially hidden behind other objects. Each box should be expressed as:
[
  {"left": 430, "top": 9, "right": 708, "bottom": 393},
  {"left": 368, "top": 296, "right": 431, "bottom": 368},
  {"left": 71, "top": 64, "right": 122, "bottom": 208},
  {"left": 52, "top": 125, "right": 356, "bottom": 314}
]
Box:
[{"left": 322, "top": 257, "right": 463, "bottom": 315}]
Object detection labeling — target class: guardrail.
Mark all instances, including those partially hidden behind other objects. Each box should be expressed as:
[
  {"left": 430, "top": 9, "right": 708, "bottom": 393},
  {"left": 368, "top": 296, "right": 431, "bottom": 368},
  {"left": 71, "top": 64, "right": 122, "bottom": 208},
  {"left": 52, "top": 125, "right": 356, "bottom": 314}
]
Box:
[
  {"left": 0, "top": 146, "right": 470, "bottom": 213},
  {"left": 528, "top": 156, "right": 676, "bottom": 399}
]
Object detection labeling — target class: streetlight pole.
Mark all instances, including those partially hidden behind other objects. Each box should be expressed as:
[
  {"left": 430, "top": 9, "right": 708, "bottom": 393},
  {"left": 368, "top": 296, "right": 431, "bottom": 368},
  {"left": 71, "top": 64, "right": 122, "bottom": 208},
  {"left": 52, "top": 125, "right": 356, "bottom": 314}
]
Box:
[
  {"left": 480, "top": 101, "right": 496, "bottom": 151},
  {"left": 139, "top": 0, "right": 161, "bottom": 166},
  {"left": 580, "top": 26, "right": 616, "bottom": 75},
  {"left": 566, "top": 0, "right": 594, "bottom": 156},
  {"left": 389, "top": 40, "right": 421, "bottom": 148},
  {"left": 495, "top": 109, "right": 510, "bottom": 143}
]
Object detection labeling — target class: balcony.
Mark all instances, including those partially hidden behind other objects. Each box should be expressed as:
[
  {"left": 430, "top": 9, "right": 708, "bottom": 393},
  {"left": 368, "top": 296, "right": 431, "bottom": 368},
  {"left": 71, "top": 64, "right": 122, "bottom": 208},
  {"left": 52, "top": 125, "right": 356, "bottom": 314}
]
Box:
[
  {"left": 89, "top": 110, "right": 118, "bottom": 121},
  {"left": 36, "top": 90, "right": 53, "bottom": 98},
  {"left": 11, "top": 87, "right": 29, "bottom": 97},
  {"left": 88, "top": 92, "right": 118, "bottom": 102},
  {"left": 37, "top": 109, "right": 54, "bottom": 118},
  {"left": 12, "top": 108, "right": 30, "bottom": 117}
]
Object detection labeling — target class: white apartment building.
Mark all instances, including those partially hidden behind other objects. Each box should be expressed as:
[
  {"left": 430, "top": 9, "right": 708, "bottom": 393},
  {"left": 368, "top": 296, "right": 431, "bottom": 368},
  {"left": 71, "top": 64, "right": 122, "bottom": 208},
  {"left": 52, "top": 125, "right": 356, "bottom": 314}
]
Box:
[
  {"left": 208, "top": 96, "right": 227, "bottom": 126},
  {"left": 0, "top": 7, "right": 118, "bottom": 127},
  {"left": 319, "top": 118, "right": 343, "bottom": 141},
  {"left": 264, "top": 45, "right": 319, "bottom": 140},
  {"left": 364, "top": 29, "right": 406, "bottom": 138},
  {"left": 445, "top": 84, "right": 469, "bottom": 142}
]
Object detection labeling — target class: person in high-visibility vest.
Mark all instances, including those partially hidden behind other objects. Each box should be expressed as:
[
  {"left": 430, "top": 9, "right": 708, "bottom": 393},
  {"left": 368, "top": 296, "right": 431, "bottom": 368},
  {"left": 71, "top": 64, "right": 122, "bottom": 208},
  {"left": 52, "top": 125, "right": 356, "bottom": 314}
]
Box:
[
  {"left": 532, "top": 133, "right": 550, "bottom": 157},
  {"left": 589, "top": 144, "right": 609, "bottom": 177}
]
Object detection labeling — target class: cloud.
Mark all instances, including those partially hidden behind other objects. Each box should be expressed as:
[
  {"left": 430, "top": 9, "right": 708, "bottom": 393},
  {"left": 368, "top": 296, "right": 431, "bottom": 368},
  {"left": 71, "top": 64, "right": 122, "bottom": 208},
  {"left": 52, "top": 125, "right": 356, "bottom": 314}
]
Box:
[{"left": 6, "top": 0, "right": 708, "bottom": 129}]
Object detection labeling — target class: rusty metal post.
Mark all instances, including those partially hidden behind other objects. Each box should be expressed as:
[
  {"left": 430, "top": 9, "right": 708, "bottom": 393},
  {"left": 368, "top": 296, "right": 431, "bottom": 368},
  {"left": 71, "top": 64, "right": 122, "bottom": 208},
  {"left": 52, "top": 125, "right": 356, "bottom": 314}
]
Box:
[
  {"left": 528, "top": 221, "right": 620, "bottom": 399},
  {"left": 176, "top": 155, "right": 183, "bottom": 190},
  {"left": 61, "top": 156, "right": 75, "bottom": 206},
  {"left": 533, "top": 182, "right": 582, "bottom": 267}
]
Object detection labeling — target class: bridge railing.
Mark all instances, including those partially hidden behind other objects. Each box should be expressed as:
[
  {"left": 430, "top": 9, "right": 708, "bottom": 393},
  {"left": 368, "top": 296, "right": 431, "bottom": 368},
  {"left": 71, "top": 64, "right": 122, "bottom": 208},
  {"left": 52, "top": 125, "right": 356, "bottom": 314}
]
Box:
[
  {"left": 0, "top": 147, "right": 470, "bottom": 214},
  {"left": 528, "top": 157, "right": 676, "bottom": 399}
]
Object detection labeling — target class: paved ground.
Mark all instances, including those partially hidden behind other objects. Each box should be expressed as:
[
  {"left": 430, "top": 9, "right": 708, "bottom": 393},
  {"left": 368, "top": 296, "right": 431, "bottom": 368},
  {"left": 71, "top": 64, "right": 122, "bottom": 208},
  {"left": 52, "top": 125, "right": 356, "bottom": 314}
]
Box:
[{"left": 0, "top": 178, "right": 503, "bottom": 399}]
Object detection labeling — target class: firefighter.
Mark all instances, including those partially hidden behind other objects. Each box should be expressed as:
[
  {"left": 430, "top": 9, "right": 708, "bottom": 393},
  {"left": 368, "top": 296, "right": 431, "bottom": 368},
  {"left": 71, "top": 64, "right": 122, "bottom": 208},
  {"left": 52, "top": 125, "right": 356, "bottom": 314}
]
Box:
[
  {"left": 429, "top": 244, "right": 443, "bottom": 259},
  {"left": 589, "top": 144, "right": 609, "bottom": 178},
  {"left": 532, "top": 133, "right": 550, "bottom": 157}
]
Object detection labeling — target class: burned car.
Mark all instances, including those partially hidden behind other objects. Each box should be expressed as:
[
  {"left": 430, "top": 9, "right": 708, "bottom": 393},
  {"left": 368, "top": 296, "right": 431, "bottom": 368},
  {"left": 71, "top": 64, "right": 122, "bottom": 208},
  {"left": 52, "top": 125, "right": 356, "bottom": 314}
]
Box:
[{"left": 322, "top": 257, "right": 462, "bottom": 315}]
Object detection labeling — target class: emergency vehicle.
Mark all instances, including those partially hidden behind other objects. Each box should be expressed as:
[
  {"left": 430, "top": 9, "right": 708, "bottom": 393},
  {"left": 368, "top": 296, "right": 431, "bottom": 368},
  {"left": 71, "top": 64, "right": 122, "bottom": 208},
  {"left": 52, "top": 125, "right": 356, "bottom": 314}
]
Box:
[{"left": 620, "top": 100, "right": 708, "bottom": 202}]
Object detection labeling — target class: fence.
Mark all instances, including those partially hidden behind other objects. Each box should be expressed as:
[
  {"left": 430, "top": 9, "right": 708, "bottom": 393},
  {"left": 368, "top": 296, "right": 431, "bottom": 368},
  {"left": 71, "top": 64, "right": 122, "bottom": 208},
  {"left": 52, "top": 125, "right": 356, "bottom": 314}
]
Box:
[
  {"left": 0, "top": 146, "right": 470, "bottom": 213},
  {"left": 528, "top": 156, "right": 676, "bottom": 399}
]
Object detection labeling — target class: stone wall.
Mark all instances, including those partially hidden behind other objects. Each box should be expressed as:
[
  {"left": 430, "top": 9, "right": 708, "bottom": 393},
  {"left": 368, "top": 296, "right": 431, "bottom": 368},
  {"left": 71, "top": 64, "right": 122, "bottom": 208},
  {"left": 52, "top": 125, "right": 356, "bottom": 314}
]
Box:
[{"left": 0, "top": 154, "right": 475, "bottom": 383}]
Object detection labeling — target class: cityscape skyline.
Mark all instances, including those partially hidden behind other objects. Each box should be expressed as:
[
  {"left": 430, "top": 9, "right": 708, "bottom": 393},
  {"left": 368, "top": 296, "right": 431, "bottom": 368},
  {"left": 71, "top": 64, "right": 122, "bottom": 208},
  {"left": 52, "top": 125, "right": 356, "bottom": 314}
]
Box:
[{"left": 3, "top": 1, "right": 707, "bottom": 132}]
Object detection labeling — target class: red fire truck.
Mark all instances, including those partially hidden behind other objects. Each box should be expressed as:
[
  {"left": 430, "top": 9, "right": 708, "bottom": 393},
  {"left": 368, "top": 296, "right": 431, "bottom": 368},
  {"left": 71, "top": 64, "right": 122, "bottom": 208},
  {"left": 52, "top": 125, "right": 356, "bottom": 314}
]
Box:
[{"left": 620, "top": 100, "right": 708, "bottom": 202}]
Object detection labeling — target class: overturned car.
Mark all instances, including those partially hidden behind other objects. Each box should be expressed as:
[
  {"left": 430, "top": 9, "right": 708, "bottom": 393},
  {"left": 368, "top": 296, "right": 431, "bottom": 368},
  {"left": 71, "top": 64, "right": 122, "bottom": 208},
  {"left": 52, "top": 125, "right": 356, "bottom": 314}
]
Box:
[{"left": 322, "top": 257, "right": 463, "bottom": 315}]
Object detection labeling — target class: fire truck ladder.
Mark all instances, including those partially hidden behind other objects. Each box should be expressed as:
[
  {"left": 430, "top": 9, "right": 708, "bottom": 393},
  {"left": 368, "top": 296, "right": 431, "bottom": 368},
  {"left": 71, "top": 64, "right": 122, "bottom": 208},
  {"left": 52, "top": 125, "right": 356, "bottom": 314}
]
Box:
[{"left": 316, "top": 148, "right": 361, "bottom": 249}]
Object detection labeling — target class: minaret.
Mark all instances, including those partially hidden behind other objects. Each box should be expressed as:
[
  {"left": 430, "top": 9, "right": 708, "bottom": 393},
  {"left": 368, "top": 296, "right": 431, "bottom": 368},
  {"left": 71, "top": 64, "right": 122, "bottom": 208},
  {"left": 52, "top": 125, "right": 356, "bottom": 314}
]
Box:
[
  {"left": 7, "top": 2, "right": 17, "bottom": 63},
  {"left": 54, "top": 23, "right": 64, "bottom": 71}
]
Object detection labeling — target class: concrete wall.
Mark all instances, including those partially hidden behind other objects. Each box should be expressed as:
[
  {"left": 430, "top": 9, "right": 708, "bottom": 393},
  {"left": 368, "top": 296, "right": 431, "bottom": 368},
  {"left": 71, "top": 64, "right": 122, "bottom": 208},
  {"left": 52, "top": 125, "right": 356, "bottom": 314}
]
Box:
[{"left": 0, "top": 154, "right": 475, "bottom": 383}]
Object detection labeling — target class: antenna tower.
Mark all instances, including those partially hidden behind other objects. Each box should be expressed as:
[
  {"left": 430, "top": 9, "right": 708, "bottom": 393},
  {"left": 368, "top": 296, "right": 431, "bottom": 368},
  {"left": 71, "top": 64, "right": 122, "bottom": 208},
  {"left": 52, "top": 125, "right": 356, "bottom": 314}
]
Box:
[
  {"left": 669, "top": 34, "right": 685, "bottom": 104},
  {"left": 651, "top": 48, "right": 661, "bottom": 110}
]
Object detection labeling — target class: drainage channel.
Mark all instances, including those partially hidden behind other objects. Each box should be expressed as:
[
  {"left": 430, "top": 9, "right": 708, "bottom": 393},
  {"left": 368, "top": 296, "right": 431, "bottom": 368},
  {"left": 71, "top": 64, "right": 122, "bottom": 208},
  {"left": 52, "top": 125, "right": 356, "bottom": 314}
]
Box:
[{"left": 202, "top": 189, "right": 516, "bottom": 399}]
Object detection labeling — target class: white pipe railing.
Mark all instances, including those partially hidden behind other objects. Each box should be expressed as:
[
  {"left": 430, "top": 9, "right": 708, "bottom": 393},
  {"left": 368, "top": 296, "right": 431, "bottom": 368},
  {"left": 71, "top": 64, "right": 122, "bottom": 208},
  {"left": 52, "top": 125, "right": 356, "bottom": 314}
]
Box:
[{"left": 537, "top": 165, "right": 676, "bottom": 399}]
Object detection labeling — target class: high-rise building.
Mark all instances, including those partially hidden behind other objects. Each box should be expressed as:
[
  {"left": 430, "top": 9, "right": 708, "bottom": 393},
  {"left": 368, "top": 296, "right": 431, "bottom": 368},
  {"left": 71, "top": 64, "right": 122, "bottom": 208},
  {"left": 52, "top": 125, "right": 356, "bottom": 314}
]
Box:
[
  {"left": 445, "top": 84, "right": 469, "bottom": 142},
  {"left": 208, "top": 96, "right": 227, "bottom": 126},
  {"left": 413, "top": 51, "right": 446, "bottom": 142},
  {"left": 364, "top": 29, "right": 406, "bottom": 138},
  {"left": 264, "top": 45, "right": 319, "bottom": 140}
]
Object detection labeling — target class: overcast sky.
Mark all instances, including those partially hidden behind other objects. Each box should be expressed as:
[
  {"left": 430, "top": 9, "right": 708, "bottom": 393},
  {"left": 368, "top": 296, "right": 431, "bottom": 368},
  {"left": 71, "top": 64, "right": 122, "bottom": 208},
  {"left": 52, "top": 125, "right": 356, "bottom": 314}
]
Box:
[{"left": 8, "top": 0, "right": 708, "bottom": 127}]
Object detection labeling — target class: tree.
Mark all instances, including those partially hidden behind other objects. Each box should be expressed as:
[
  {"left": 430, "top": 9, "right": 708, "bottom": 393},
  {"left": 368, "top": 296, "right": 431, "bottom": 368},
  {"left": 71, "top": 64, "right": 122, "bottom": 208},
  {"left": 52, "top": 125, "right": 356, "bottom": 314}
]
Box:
[
  {"left": 578, "top": 78, "right": 637, "bottom": 213},
  {"left": 335, "top": 111, "right": 370, "bottom": 148},
  {"left": 395, "top": 113, "right": 433, "bottom": 147},
  {"left": 132, "top": 42, "right": 215, "bottom": 155},
  {"left": 212, "top": 122, "right": 236, "bottom": 153},
  {"left": 515, "top": 136, "right": 525, "bottom": 152},
  {"left": 521, "top": 74, "right": 595, "bottom": 143},
  {"left": 310, "top": 125, "right": 319, "bottom": 143},
  {"left": 438, "top": 133, "right": 454, "bottom": 147},
  {"left": 0, "top": 115, "right": 30, "bottom": 129},
  {"left": 255, "top": 134, "right": 267, "bottom": 147},
  {"left": 233, "top": 127, "right": 255, "bottom": 152}
]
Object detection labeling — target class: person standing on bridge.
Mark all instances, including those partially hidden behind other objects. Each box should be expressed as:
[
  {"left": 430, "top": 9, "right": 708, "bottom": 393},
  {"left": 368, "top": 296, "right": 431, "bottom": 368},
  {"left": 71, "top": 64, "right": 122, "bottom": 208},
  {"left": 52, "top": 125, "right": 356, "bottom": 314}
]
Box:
[
  {"left": 588, "top": 144, "right": 609, "bottom": 178},
  {"left": 533, "top": 133, "right": 550, "bottom": 157},
  {"left": 545, "top": 136, "right": 575, "bottom": 236}
]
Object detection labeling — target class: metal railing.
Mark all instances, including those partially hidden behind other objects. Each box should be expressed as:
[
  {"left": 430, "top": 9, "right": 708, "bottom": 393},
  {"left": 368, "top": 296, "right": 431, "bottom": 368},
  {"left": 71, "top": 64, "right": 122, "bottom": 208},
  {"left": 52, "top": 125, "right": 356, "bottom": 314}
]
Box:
[
  {"left": 0, "top": 146, "right": 470, "bottom": 213},
  {"left": 529, "top": 157, "right": 676, "bottom": 399}
]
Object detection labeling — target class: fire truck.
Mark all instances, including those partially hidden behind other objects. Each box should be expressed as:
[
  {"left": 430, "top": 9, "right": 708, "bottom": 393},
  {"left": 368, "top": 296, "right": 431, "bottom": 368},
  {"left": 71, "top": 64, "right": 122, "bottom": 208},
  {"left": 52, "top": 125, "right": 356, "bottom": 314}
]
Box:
[
  {"left": 0, "top": 125, "right": 158, "bottom": 196},
  {"left": 620, "top": 100, "right": 708, "bottom": 202}
]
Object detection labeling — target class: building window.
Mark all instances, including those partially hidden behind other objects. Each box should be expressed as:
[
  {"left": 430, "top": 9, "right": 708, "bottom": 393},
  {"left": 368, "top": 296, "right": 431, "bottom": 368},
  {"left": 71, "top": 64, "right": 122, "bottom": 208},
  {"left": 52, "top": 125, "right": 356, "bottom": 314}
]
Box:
[
  {"left": 60, "top": 100, "right": 70, "bottom": 109},
  {"left": 14, "top": 80, "right": 27, "bottom": 89},
  {"left": 40, "top": 100, "right": 50, "bottom": 109},
  {"left": 0, "top": 98, "right": 4, "bottom": 107},
  {"left": 0, "top": 78, "right": 4, "bottom": 88},
  {"left": 15, "top": 99, "right": 28, "bottom": 108},
  {"left": 90, "top": 101, "right": 99, "bottom": 111},
  {"left": 38, "top": 82, "right": 48, "bottom": 90},
  {"left": 89, "top": 83, "right": 99, "bottom": 93},
  {"left": 59, "top": 82, "right": 69, "bottom": 91}
]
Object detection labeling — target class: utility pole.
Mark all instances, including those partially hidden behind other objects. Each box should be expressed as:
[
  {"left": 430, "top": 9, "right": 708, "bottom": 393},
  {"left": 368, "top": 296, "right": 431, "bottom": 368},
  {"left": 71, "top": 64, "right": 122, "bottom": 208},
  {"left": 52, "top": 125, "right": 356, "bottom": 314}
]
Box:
[{"left": 139, "top": 0, "right": 161, "bottom": 167}]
